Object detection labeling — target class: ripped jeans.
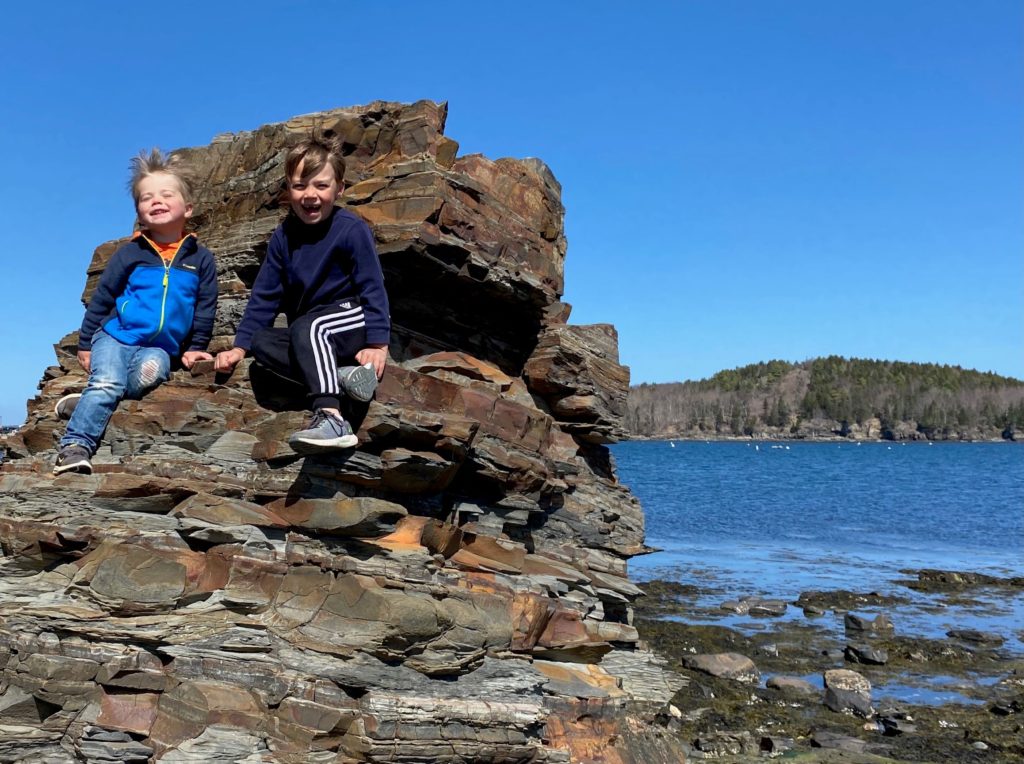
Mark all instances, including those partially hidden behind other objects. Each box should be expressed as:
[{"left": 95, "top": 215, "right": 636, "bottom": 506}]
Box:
[{"left": 60, "top": 328, "right": 170, "bottom": 453}]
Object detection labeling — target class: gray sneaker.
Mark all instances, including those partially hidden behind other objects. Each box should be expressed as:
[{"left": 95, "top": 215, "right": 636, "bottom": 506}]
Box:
[
  {"left": 288, "top": 409, "right": 359, "bottom": 452},
  {"left": 55, "top": 393, "right": 82, "bottom": 420},
  {"left": 53, "top": 444, "right": 92, "bottom": 475},
  {"left": 338, "top": 363, "right": 378, "bottom": 402}
]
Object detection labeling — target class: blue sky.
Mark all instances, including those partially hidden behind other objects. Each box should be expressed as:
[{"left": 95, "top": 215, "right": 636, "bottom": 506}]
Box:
[{"left": 1, "top": 1, "right": 1021, "bottom": 426}]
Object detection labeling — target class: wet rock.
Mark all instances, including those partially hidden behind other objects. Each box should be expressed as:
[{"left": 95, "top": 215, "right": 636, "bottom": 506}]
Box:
[
  {"left": 990, "top": 697, "right": 1022, "bottom": 715},
  {"left": 903, "top": 568, "right": 1024, "bottom": 591},
  {"left": 766, "top": 675, "right": 819, "bottom": 696},
  {"left": 845, "top": 644, "right": 889, "bottom": 665},
  {"left": 797, "top": 589, "right": 903, "bottom": 612},
  {"left": 683, "top": 653, "right": 760, "bottom": 683},
  {"left": 635, "top": 579, "right": 1024, "bottom": 764},
  {"left": 824, "top": 686, "right": 875, "bottom": 717},
  {"left": 824, "top": 668, "right": 874, "bottom": 717},
  {"left": 880, "top": 714, "right": 918, "bottom": 735},
  {"left": 824, "top": 668, "right": 871, "bottom": 694},
  {"left": 692, "top": 730, "right": 757, "bottom": 756},
  {"left": 811, "top": 729, "right": 869, "bottom": 752},
  {"left": 757, "top": 642, "right": 779, "bottom": 657},
  {"left": 947, "top": 628, "right": 1005, "bottom": 645},
  {"left": 719, "top": 599, "right": 749, "bottom": 614},
  {"left": 748, "top": 598, "right": 787, "bottom": 617},
  {"left": 844, "top": 612, "right": 894, "bottom": 634}
]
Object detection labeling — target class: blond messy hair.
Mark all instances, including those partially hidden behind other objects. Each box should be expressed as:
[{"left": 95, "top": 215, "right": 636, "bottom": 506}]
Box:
[
  {"left": 128, "top": 148, "right": 194, "bottom": 205},
  {"left": 284, "top": 129, "right": 346, "bottom": 186}
]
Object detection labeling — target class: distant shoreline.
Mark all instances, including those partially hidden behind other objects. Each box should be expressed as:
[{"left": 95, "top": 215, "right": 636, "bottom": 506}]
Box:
[{"left": 623, "top": 434, "right": 1018, "bottom": 444}]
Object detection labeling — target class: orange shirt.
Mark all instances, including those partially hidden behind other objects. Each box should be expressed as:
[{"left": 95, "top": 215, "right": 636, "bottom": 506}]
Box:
[
  {"left": 149, "top": 236, "right": 187, "bottom": 262},
  {"left": 133, "top": 231, "right": 188, "bottom": 261}
]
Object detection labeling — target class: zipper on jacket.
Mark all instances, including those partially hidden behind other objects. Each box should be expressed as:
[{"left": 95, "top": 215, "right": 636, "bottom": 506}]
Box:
[{"left": 145, "top": 236, "right": 188, "bottom": 343}]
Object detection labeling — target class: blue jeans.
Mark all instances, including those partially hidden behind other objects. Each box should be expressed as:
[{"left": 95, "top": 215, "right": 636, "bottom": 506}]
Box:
[{"left": 61, "top": 329, "right": 170, "bottom": 453}]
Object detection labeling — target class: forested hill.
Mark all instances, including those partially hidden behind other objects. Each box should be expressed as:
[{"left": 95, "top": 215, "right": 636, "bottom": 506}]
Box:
[{"left": 626, "top": 357, "right": 1024, "bottom": 441}]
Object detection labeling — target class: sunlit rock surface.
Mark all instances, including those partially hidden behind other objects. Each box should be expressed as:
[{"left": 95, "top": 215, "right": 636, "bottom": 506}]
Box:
[{"left": 1, "top": 101, "right": 686, "bottom": 762}]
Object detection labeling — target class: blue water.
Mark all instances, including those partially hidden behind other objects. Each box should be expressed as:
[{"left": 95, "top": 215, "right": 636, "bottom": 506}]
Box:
[
  {"left": 613, "top": 441, "right": 1024, "bottom": 663},
  {"left": 615, "top": 441, "right": 1023, "bottom": 577}
]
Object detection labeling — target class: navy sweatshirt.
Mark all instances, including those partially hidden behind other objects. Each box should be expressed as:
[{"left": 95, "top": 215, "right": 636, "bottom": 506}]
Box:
[
  {"left": 233, "top": 208, "right": 390, "bottom": 350},
  {"left": 79, "top": 233, "right": 218, "bottom": 356}
]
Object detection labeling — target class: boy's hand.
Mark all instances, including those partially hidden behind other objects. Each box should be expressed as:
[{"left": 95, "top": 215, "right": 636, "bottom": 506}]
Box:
[
  {"left": 355, "top": 345, "right": 388, "bottom": 379},
  {"left": 181, "top": 350, "right": 213, "bottom": 369},
  {"left": 214, "top": 347, "right": 246, "bottom": 373},
  {"left": 77, "top": 350, "right": 91, "bottom": 374}
]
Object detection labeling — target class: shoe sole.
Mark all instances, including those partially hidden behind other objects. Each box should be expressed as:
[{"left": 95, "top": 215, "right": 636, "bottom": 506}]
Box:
[
  {"left": 339, "top": 365, "right": 378, "bottom": 402},
  {"left": 53, "top": 461, "right": 93, "bottom": 476},
  {"left": 288, "top": 434, "right": 359, "bottom": 452},
  {"left": 54, "top": 393, "right": 82, "bottom": 420}
]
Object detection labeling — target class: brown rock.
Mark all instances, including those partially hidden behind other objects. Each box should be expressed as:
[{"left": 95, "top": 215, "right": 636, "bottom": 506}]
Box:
[
  {"left": 147, "top": 680, "right": 265, "bottom": 756},
  {"left": 96, "top": 690, "right": 160, "bottom": 736},
  {"left": 267, "top": 496, "right": 407, "bottom": 536},
  {"left": 684, "top": 653, "right": 761, "bottom": 684},
  {"left": 171, "top": 493, "right": 288, "bottom": 528},
  {"left": 0, "top": 100, "right": 686, "bottom": 763}
]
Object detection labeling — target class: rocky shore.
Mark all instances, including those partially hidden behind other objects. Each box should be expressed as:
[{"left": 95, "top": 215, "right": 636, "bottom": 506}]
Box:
[{"left": 633, "top": 568, "right": 1024, "bottom": 763}]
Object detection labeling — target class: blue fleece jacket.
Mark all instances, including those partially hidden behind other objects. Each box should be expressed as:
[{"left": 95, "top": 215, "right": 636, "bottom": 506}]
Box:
[
  {"left": 233, "top": 208, "right": 390, "bottom": 350},
  {"left": 79, "top": 233, "right": 218, "bottom": 356}
]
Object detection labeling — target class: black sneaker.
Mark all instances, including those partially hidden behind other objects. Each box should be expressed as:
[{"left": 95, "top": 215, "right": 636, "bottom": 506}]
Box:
[
  {"left": 338, "top": 363, "right": 378, "bottom": 402},
  {"left": 55, "top": 393, "right": 82, "bottom": 420},
  {"left": 53, "top": 444, "right": 92, "bottom": 475}
]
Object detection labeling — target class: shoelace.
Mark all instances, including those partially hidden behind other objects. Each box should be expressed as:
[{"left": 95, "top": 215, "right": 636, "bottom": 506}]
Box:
[{"left": 308, "top": 409, "right": 329, "bottom": 429}]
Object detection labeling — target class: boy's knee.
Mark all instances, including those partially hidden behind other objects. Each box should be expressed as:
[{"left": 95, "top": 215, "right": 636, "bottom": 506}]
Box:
[
  {"left": 131, "top": 357, "right": 169, "bottom": 396},
  {"left": 140, "top": 359, "right": 162, "bottom": 385}
]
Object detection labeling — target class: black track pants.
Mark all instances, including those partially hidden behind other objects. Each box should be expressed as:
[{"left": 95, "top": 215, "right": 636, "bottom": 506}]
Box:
[{"left": 250, "top": 300, "right": 366, "bottom": 410}]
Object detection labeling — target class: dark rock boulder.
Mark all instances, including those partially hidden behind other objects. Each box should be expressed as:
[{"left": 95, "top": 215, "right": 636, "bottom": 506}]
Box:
[
  {"left": 844, "top": 612, "right": 895, "bottom": 634},
  {"left": 845, "top": 644, "right": 889, "bottom": 665}
]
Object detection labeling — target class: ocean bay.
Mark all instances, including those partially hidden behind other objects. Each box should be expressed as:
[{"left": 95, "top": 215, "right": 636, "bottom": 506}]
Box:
[
  {"left": 615, "top": 439, "right": 1024, "bottom": 711},
  {"left": 616, "top": 440, "right": 1023, "bottom": 583}
]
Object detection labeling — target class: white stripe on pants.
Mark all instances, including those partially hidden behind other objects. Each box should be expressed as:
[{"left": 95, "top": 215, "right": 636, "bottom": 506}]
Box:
[{"left": 309, "top": 306, "right": 365, "bottom": 395}]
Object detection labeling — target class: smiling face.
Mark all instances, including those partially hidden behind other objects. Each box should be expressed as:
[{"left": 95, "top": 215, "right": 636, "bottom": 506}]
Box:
[
  {"left": 136, "top": 172, "right": 192, "bottom": 241},
  {"left": 287, "top": 161, "right": 341, "bottom": 225}
]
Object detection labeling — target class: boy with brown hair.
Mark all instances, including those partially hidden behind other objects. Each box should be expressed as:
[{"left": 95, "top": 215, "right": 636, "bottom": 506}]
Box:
[
  {"left": 214, "top": 131, "right": 390, "bottom": 451},
  {"left": 54, "top": 149, "right": 219, "bottom": 475}
]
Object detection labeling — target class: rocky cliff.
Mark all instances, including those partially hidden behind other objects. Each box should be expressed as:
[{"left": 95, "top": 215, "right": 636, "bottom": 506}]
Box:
[{"left": 0, "top": 102, "right": 686, "bottom": 762}]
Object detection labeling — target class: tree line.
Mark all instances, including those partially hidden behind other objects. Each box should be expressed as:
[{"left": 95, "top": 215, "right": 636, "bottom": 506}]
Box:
[{"left": 626, "top": 357, "right": 1024, "bottom": 441}]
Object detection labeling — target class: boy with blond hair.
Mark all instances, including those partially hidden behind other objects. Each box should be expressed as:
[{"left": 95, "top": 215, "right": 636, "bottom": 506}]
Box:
[
  {"left": 215, "top": 131, "right": 389, "bottom": 451},
  {"left": 53, "top": 149, "right": 218, "bottom": 475}
]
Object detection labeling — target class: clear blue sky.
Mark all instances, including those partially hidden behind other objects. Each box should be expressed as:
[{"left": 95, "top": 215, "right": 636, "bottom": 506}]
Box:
[{"left": 1, "top": 1, "right": 1021, "bottom": 426}]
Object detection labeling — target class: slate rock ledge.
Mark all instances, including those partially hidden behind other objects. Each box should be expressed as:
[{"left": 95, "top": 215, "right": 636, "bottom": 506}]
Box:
[{"left": 1, "top": 101, "right": 687, "bottom": 762}]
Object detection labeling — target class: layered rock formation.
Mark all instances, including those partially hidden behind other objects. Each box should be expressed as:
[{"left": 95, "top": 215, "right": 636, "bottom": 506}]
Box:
[{"left": 0, "top": 101, "right": 685, "bottom": 762}]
